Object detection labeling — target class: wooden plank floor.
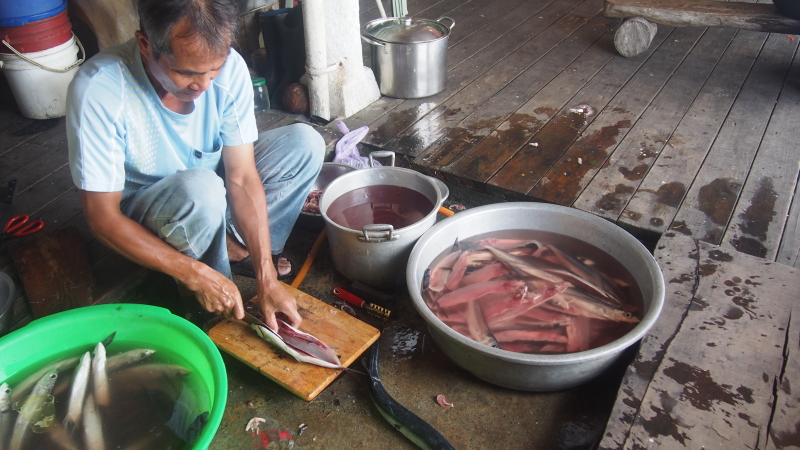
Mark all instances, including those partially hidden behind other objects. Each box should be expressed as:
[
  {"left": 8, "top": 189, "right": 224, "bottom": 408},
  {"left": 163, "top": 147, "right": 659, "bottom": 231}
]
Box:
[
  {"left": 2, "top": 0, "right": 798, "bottom": 331},
  {"left": 353, "top": 0, "right": 800, "bottom": 267},
  {"left": 600, "top": 232, "right": 799, "bottom": 449}
]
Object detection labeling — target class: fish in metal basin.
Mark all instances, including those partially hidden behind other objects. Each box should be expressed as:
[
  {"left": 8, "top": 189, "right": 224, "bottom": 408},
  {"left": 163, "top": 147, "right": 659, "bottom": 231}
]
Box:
[
  {"left": 9, "top": 368, "right": 58, "bottom": 450},
  {"left": 251, "top": 320, "right": 344, "bottom": 369}
]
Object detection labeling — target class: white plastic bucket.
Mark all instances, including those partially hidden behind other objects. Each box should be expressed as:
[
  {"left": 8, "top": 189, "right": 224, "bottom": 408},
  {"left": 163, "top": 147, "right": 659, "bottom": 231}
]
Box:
[{"left": 0, "top": 35, "right": 83, "bottom": 119}]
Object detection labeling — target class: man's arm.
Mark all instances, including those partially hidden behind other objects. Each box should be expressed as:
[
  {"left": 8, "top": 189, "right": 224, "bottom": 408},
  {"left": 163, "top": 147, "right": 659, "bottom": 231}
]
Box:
[
  {"left": 222, "top": 142, "right": 302, "bottom": 331},
  {"left": 79, "top": 190, "right": 245, "bottom": 319}
]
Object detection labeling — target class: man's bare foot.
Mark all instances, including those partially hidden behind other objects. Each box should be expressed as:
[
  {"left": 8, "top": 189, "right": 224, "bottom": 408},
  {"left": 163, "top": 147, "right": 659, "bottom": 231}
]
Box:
[
  {"left": 274, "top": 255, "right": 292, "bottom": 277},
  {"left": 226, "top": 233, "right": 249, "bottom": 262}
]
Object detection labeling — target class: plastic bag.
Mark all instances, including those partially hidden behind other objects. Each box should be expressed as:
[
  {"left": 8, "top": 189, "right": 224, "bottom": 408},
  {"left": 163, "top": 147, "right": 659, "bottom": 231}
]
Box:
[{"left": 332, "top": 121, "right": 379, "bottom": 169}]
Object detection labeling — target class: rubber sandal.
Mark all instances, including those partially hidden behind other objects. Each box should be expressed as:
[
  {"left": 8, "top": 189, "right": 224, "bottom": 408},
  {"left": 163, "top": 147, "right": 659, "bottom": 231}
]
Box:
[
  {"left": 230, "top": 256, "right": 256, "bottom": 278},
  {"left": 230, "top": 255, "right": 295, "bottom": 281}
]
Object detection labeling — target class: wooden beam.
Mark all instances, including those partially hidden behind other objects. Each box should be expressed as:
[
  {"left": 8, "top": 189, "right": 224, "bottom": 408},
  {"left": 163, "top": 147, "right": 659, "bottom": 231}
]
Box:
[{"left": 604, "top": 0, "right": 800, "bottom": 34}]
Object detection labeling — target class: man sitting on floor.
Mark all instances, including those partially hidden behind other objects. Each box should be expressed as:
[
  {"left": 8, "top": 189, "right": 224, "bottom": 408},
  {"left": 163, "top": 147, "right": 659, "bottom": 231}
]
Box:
[{"left": 67, "top": 0, "right": 323, "bottom": 330}]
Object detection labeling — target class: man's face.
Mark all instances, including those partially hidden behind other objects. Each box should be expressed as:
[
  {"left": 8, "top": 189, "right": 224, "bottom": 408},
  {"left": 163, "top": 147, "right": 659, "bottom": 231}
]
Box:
[{"left": 136, "top": 20, "right": 229, "bottom": 103}]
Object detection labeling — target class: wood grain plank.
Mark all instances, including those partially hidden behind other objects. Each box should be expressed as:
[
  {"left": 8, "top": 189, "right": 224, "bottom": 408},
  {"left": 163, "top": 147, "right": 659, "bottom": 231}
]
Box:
[
  {"left": 7, "top": 227, "right": 94, "bottom": 319},
  {"left": 413, "top": 18, "right": 623, "bottom": 180},
  {"left": 600, "top": 232, "right": 699, "bottom": 450},
  {"left": 477, "top": 25, "right": 670, "bottom": 198},
  {"left": 578, "top": 29, "right": 764, "bottom": 234},
  {"left": 361, "top": 0, "right": 566, "bottom": 147},
  {"left": 776, "top": 175, "right": 800, "bottom": 268},
  {"left": 620, "top": 239, "right": 798, "bottom": 449},
  {"left": 209, "top": 285, "right": 380, "bottom": 401},
  {"left": 600, "top": 32, "right": 767, "bottom": 240},
  {"left": 524, "top": 25, "right": 708, "bottom": 205},
  {"left": 0, "top": 114, "right": 68, "bottom": 177},
  {"left": 349, "top": 0, "right": 529, "bottom": 132},
  {"left": 721, "top": 52, "right": 800, "bottom": 260},
  {"left": 667, "top": 33, "right": 797, "bottom": 246},
  {"left": 0, "top": 167, "right": 76, "bottom": 271},
  {"left": 765, "top": 305, "right": 800, "bottom": 449},
  {"left": 530, "top": 25, "right": 739, "bottom": 209},
  {"left": 604, "top": 0, "right": 800, "bottom": 34},
  {"left": 439, "top": 0, "right": 522, "bottom": 48},
  {"left": 389, "top": 0, "right": 606, "bottom": 158}
]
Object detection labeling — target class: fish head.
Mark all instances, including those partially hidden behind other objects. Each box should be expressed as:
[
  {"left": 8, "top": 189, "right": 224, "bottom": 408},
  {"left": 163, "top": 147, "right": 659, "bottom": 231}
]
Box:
[
  {"left": 93, "top": 342, "right": 106, "bottom": 359},
  {"left": 35, "top": 368, "right": 59, "bottom": 394},
  {"left": 0, "top": 382, "right": 10, "bottom": 411},
  {"left": 132, "top": 349, "right": 156, "bottom": 362}
]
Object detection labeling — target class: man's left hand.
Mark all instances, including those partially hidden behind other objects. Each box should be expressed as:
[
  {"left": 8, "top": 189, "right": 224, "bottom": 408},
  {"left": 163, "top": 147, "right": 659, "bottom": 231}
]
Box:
[{"left": 257, "top": 280, "right": 302, "bottom": 331}]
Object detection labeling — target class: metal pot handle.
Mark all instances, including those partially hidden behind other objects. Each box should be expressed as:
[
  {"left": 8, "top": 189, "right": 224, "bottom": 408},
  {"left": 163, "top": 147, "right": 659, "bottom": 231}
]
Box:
[
  {"left": 360, "top": 33, "right": 386, "bottom": 47},
  {"left": 361, "top": 224, "right": 398, "bottom": 243},
  {"left": 436, "top": 16, "right": 456, "bottom": 30},
  {"left": 369, "top": 150, "right": 396, "bottom": 167}
]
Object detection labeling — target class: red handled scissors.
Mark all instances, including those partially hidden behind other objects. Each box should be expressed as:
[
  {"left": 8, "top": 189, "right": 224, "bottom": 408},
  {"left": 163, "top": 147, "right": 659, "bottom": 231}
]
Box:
[{"left": 4, "top": 215, "right": 44, "bottom": 238}]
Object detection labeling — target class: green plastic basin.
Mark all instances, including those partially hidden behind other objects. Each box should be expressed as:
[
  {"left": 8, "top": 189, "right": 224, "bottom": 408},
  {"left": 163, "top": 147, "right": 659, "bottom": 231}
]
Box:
[{"left": 0, "top": 303, "right": 227, "bottom": 449}]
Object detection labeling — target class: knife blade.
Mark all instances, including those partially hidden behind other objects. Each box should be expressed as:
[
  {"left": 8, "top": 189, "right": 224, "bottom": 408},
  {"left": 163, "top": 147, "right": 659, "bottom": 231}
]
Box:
[{"left": 241, "top": 311, "right": 271, "bottom": 330}]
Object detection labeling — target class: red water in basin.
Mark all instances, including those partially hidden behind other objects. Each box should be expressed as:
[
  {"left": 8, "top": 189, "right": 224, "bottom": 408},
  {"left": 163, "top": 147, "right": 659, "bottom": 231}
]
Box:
[{"left": 326, "top": 185, "right": 434, "bottom": 230}]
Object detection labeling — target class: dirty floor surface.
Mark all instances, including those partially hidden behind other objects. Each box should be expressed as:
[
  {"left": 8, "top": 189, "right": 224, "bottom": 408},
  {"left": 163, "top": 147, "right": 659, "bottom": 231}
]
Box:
[{"left": 123, "top": 183, "right": 636, "bottom": 450}]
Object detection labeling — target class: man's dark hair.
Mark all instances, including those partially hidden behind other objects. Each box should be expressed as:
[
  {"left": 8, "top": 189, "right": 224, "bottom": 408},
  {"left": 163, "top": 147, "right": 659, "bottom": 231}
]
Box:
[{"left": 138, "top": 0, "right": 239, "bottom": 59}]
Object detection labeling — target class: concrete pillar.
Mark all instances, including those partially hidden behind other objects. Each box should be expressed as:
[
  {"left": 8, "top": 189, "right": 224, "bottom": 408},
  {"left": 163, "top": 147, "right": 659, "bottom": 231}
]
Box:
[{"left": 302, "top": 0, "right": 380, "bottom": 121}]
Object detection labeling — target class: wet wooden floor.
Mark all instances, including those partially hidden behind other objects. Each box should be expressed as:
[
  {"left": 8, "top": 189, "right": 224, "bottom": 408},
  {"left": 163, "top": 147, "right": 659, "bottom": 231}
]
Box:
[
  {"left": 354, "top": 0, "right": 800, "bottom": 267},
  {"left": 2, "top": 0, "right": 798, "bottom": 331}
]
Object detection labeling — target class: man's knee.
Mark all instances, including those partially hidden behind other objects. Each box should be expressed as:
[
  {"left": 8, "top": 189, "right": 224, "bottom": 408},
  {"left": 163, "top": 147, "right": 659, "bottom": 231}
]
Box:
[
  {"left": 170, "top": 168, "right": 227, "bottom": 215},
  {"left": 291, "top": 123, "right": 324, "bottom": 174}
]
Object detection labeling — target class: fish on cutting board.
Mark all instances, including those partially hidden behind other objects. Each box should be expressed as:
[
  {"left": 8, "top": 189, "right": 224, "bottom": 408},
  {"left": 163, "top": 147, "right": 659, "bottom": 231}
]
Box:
[{"left": 244, "top": 301, "right": 344, "bottom": 369}]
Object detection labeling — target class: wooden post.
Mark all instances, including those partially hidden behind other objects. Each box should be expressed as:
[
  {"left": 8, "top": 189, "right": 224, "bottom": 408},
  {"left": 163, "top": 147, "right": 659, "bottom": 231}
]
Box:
[{"left": 614, "top": 17, "right": 657, "bottom": 57}]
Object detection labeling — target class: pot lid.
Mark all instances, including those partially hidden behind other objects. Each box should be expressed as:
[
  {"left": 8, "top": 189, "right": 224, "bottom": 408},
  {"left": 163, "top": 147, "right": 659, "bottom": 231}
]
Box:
[{"left": 365, "top": 17, "right": 449, "bottom": 43}]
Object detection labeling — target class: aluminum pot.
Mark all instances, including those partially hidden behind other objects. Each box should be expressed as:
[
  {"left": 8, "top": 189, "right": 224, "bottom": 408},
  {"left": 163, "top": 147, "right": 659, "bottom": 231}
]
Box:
[
  {"left": 320, "top": 152, "right": 442, "bottom": 290},
  {"left": 406, "top": 202, "right": 665, "bottom": 391},
  {"left": 361, "top": 16, "right": 455, "bottom": 99}
]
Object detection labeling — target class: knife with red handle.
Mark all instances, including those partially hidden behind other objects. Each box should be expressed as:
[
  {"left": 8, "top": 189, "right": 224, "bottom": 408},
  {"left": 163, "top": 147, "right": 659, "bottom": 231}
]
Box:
[{"left": 332, "top": 287, "right": 391, "bottom": 320}]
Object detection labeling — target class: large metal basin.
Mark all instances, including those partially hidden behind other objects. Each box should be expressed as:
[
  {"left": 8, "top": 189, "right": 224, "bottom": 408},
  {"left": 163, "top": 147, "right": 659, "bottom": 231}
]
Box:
[{"left": 406, "top": 202, "right": 665, "bottom": 391}]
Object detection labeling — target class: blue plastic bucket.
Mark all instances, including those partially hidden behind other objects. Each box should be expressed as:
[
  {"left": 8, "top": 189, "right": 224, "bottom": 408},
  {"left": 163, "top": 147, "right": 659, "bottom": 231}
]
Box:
[{"left": 0, "top": 0, "right": 66, "bottom": 27}]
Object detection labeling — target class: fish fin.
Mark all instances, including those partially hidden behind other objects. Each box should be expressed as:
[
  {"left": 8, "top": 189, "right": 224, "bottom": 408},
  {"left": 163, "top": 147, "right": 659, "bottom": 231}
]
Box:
[{"left": 100, "top": 331, "right": 116, "bottom": 348}]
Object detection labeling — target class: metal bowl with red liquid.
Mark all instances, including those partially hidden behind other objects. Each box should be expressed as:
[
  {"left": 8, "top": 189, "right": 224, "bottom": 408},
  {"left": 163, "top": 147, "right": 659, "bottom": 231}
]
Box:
[
  {"left": 320, "top": 152, "right": 446, "bottom": 290},
  {"left": 406, "top": 202, "right": 665, "bottom": 392}
]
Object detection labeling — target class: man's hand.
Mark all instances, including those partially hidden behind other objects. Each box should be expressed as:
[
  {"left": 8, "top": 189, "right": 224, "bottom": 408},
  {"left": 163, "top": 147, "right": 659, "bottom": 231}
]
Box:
[
  {"left": 257, "top": 280, "right": 302, "bottom": 331},
  {"left": 223, "top": 142, "right": 304, "bottom": 331},
  {"left": 186, "top": 264, "right": 245, "bottom": 320},
  {"left": 79, "top": 189, "right": 246, "bottom": 320}
]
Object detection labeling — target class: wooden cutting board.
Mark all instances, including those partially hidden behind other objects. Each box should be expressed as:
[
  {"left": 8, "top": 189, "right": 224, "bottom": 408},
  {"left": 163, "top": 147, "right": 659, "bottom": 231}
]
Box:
[{"left": 208, "top": 283, "right": 380, "bottom": 401}]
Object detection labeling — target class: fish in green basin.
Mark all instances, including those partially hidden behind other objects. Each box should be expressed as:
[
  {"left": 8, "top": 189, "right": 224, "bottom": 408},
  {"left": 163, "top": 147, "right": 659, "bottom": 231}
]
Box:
[
  {"left": 82, "top": 393, "right": 105, "bottom": 450},
  {"left": 9, "top": 368, "right": 58, "bottom": 450},
  {"left": 63, "top": 351, "right": 92, "bottom": 434},
  {"left": 106, "top": 349, "right": 156, "bottom": 373},
  {"left": 1, "top": 382, "right": 12, "bottom": 450},
  {"left": 7, "top": 331, "right": 115, "bottom": 405},
  {"left": 92, "top": 343, "right": 110, "bottom": 408}
]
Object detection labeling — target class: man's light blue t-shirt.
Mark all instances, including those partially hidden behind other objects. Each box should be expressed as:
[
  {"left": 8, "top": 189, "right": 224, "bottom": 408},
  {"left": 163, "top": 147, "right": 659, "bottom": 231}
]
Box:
[{"left": 67, "top": 39, "right": 258, "bottom": 201}]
